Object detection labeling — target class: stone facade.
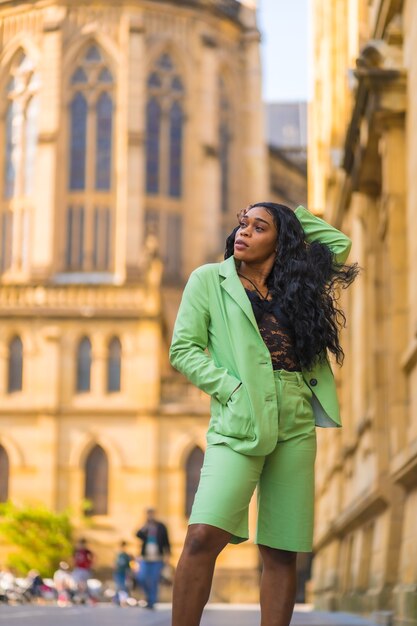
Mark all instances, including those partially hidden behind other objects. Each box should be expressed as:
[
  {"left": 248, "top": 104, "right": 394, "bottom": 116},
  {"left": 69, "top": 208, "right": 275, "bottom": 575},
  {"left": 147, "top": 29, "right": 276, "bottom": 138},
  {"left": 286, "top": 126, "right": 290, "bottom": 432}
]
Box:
[
  {"left": 309, "top": 1, "right": 417, "bottom": 624},
  {"left": 268, "top": 146, "right": 307, "bottom": 209},
  {"left": 266, "top": 101, "right": 308, "bottom": 209},
  {"left": 0, "top": 0, "right": 267, "bottom": 600}
]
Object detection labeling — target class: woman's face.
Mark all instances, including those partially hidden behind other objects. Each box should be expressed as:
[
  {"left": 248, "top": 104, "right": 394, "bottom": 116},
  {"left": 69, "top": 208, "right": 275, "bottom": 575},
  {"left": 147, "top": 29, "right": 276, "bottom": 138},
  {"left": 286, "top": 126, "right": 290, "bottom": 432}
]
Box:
[{"left": 233, "top": 206, "right": 278, "bottom": 264}]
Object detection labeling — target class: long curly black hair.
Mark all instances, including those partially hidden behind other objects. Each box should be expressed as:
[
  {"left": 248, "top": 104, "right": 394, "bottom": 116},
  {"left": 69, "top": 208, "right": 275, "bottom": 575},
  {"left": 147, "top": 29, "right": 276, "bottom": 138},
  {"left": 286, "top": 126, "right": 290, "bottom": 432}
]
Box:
[{"left": 224, "top": 202, "right": 359, "bottom": 371}]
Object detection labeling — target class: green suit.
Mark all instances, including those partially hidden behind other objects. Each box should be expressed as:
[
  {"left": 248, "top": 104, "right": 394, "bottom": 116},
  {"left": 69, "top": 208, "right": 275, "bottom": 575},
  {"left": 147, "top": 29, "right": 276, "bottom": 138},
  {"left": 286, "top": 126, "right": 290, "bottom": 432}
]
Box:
[{"left": 169, "top": 206, "right": 352, "bottom": 456}]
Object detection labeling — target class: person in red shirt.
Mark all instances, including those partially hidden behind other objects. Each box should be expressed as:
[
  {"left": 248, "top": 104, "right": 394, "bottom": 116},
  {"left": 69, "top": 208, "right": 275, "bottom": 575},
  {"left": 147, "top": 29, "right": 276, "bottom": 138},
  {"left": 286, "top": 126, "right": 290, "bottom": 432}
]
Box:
[{"left": 72, "top": 538, "right": 94, "bottom": 594}]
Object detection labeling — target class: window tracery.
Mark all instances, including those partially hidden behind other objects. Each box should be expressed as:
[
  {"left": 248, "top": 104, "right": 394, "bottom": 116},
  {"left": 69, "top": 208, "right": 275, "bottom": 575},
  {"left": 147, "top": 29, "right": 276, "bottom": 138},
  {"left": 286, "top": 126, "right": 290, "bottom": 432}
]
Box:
[
  {"left": 1, "top": 52, "right": 39, "bottom": 274},
  {"left": 66, "top": 44, "right": 114, "bottom": 272}
]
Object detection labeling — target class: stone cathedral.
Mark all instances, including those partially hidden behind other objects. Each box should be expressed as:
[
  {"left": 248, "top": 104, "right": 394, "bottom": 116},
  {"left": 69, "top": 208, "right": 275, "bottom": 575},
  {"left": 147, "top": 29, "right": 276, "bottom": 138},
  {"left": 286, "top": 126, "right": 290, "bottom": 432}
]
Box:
[{"left": 0, "top": 0, "right": 267, "bottom": 599}]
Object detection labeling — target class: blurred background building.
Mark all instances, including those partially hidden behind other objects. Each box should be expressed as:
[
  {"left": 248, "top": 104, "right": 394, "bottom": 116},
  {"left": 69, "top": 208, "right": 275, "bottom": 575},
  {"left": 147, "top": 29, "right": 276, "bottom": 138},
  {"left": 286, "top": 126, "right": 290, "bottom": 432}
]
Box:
[
  {"left": 266, "top": 101, "right": 308, "bottom": 208},
  {"left": 0, "top": 0, "right": 271, "bottom": 599},
  {"left": 309, "top": 0, "right": 417, "bottom": 624}
]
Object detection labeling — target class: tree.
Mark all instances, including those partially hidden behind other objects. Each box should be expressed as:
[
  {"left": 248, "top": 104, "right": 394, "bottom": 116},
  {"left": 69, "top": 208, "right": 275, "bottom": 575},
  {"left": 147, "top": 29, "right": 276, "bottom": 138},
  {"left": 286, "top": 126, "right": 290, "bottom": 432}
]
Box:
[{"left": 0, "top": 502, "right": 73, "bottom": 577}]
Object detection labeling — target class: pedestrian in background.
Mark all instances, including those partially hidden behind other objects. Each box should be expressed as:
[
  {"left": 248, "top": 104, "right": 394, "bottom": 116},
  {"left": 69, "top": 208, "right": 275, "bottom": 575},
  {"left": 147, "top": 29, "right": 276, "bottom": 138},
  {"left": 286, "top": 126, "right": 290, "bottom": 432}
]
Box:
[
  {"left": 72, "top": 538, "right": 94, "bottom": 601},
  {"left": 135, "top": 507, "right": 171, "bottom": 609},
  {"left": 53, "top": 561, "right": 74, "bottom": 606},
  {"left": 26, "top": 569, "right": 44, "bottom": 601},
  {"left": 113, "top": 541, "right": 132, "bottom": 606},
  {"left": 169, "top": 203, "right": 358, "bottom": 626}
]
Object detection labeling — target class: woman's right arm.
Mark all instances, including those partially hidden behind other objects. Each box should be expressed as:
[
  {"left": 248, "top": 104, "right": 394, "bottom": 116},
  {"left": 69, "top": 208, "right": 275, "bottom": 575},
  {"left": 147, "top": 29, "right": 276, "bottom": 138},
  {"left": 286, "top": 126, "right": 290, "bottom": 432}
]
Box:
[{"left": 169, "top": 269, "right": 241, "bottom": 405}]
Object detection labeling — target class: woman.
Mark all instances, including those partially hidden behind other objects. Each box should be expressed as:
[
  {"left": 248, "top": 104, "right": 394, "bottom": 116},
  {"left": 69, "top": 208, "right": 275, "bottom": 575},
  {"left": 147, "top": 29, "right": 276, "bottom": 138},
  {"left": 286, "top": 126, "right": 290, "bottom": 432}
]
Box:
[{"left": 169, "top": 203, "right": 358, "bottom": 626}]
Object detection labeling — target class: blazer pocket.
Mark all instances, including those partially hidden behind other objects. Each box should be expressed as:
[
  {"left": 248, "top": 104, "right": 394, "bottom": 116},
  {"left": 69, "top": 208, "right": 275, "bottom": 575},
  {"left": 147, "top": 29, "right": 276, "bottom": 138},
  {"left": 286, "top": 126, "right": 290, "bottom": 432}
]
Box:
[{"left": 213, "top": 384, "right": 254, "bottom": 440}]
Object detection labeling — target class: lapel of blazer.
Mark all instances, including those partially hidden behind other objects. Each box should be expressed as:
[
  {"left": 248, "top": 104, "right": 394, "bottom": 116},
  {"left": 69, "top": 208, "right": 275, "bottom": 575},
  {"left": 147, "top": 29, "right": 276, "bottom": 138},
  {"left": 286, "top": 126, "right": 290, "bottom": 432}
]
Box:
[{"left": 219, "top": 256, "right": 260, "bottom": 333}]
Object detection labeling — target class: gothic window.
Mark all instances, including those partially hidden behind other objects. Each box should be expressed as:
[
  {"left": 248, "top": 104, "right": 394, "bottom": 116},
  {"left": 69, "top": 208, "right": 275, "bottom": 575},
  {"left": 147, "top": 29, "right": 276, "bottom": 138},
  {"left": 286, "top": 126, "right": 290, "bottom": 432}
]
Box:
[
  {"left": 1, "top": 52, "right": 39, "bottom": 274},
  {"left": 219, "top": 77, "right": 232, "bottom": 214},
  {"left": 66, "top": 44, "right": 114, "bottom": 272},
  {"left": 144, "top": 209, "right": 182, "bottom": 283},
  {"left": 76, "top": 336, "right": 92, "bottom": 393},
  {"left": 107, "top": 336, "right": 121, "bottom": 393},
  {"left": 84, "top": 445, "right": 108, "bottom": 515},
  {"left": 24, "top": 96, "right": 39, "bottom": 196},
  {"left": 146, "top": 98, "right": 161, "bottom": 194},
  {"left": 92, "top": 207, "right": 111, "bottom": 270},
  {"left": 169, "top": 101, "right": 183, "bottom": 198},
  {"left": 3, "top": 54, "right": 39, "bottom": 199},
  {"left": 66, "top": 206, "right": 85, "bottom": 270},
  {"left": 69, "top": 93, "right": 87, "bottom": 191},
  {"left": 185, "top": 446, "right": 204, "bottom": 518},
  {"left": 4, "top": 99, "right": 21, "bottom": 200},
  {"left": 165, "top": 213, "right": 182, "bottom": 281},
  {"left": 95, "top": 92, "right": 113, "bottom": 191},
  {"left": 71, "top": 67, "right": 87, "bottom": 85},
  {"left": 0, "top": 446, "right": 9, "bottom": 502},
  {"left": 7, "top": 336, "right": 23, "bottom": 393},
  {"left": 145, "top": 53, "right": 185, "bottom": 198},
  {"left": 85, "top": 45, "right": 101, "bottom": 62},
  {"left": 0, "top": 211, "right": 13, "bottom": 272}
]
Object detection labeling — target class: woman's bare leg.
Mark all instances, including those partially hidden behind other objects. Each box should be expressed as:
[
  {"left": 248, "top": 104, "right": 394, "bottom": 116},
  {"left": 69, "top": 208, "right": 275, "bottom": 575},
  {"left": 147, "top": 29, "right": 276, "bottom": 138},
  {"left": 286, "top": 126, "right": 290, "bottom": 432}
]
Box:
[
  {"left": 258, "top": 545, "right": 297, "bottom": 626},
  {"left": 171, "top": 524, "right": 231, "bottom": 626}
]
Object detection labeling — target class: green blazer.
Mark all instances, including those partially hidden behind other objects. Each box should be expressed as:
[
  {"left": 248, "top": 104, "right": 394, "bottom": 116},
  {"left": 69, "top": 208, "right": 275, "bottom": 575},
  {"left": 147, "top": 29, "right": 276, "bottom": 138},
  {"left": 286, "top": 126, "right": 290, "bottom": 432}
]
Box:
[{"left": 169, "top": 206, "right": 352, "bottom": 456}]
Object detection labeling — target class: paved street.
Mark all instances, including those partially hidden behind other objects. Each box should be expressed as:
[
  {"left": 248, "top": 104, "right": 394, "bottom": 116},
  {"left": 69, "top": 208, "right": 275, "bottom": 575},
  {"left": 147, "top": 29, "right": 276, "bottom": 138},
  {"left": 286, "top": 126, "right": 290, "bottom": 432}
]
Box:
[{"left": 0, "top": 604, "right": 379, "bottom": 626}]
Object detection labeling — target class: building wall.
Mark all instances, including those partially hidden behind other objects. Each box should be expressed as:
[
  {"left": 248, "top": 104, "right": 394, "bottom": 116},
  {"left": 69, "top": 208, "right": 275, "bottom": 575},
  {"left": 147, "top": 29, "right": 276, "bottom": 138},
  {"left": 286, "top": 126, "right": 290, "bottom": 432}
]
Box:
[
  {"left": 266, "top": 101, "right": 307, "bottom": 209},
  {"left": 0, "top": 0, "right": 266, "bottom": 599},
  {"left": 310, "top": 0, "right": 417, "bottom": 623},
  {"left": 268, "top": 146, "right": 307, "bottom": 208}
]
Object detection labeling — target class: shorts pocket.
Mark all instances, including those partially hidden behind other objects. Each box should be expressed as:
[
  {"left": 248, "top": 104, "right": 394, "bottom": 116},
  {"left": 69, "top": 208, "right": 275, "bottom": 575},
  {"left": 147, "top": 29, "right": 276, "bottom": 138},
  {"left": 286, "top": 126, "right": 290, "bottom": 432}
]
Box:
[
  {"left": 213, "top": 384, "right": 254, "bottom": 440},
  {"left": 297, "top": 383, "right": 315, "bottom": 429}
]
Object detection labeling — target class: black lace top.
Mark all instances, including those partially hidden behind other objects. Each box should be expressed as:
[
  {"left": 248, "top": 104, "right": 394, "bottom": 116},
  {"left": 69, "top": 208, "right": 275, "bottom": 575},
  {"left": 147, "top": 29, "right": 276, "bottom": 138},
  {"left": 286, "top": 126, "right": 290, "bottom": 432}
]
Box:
[{"left": 245, "top": 289, "right": 301, "bottom": 372}]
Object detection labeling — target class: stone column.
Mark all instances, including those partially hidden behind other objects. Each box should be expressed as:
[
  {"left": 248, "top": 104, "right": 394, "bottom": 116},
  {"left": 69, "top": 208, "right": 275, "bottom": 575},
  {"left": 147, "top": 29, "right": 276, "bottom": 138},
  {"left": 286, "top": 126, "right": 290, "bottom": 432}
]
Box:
[
  {"left": 240, "top": 29, "right": 268, "bottom": 205},
  {"left": 376, "top": 111, "right": 408, "bottom": 610},
  {"left": 0, "top": 336, "right": 7, "bottom": 395},
  {"left": 31, "top": 7, "right": 65, "bottom": 280},
  {"left": 193, "top": 34, "right": 221, "bottom": 267},
  {"left": 378, "top": 114, "right": 408, "bottom": 454},
  {"left": 123, "top": 14, "right": 147, "bottom": 281},
  {"left": 349, "top": 193, "right": 368, "bottom": 427}
]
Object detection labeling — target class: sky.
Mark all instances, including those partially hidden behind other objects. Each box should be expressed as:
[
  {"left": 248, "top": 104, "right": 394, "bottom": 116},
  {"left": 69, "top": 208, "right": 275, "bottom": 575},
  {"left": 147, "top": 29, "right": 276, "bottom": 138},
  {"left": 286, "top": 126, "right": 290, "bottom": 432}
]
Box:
[{"left": 257, "top": 0, "right": 310, "bottom": 103}]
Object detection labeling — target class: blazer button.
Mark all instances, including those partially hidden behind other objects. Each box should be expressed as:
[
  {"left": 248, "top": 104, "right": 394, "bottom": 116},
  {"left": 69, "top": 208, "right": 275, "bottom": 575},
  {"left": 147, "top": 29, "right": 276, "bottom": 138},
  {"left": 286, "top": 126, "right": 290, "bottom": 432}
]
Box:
[{"left": 310, "top": 378, "right": 318, "bottom": 387}]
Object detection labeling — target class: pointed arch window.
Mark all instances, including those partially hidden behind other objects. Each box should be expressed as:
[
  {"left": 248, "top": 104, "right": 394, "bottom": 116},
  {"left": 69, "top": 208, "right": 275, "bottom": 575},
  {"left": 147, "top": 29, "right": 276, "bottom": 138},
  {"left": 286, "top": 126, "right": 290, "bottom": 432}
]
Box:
[
  {"left": 71, "top": 67, "right": 87, "bottom": 85},
  {"left": 0, "top": 211, "right": 13, "bottom": 272},
  {"left": 25, "top": 96, "right": 40, "bottom": 196},
  {"left": 93, "top": 206, "right": 111, "bottom": 270},
  {"left": 219, "top": 78, "right": 232, "bottom": 214},
  {"left": 66, "top": 205, "right": 85, "bottom": 269},
  {"left": 66, "top": 44, "right": 115, "bottom": 272},
  {"left": 76, "top": 337, "right": 92, "bottom": 393},
  {"left": 146, "top": 99, "right": 161, "bottom": 194},
  {"left": 3, "top": 53, "right": 39, "bottom": 200},
  {"left": 169, "top": 102, "right": 183, "bottom": 197},
  {"left": 107, "top": 336, "right": 121, "bottom": 393},
  {"left": 95, "top": 92, "right": 113, "bottom": 191},
  {"left": 69, "top": 93, "right": 87, "bottom": 191},
  {"left": 145, "top": 53, "right": 185, "bottom": 198},
  {"left": 185, "top": 446, "right": 204, "bottom": 518},
  {"left": 85, "top": 45, "right": 102, "bottom": 62},
  {"left": 2, "top": 52, "right": 39, "bottom": 274},
  {"left": 8, "top": 336, "right": 23, "bottom": 393},
  {"left": 0, "top": 446, "right": 9, "bottom": 503},
  {"left": 85, "top": 445, "right": 108, "bottom": 515}
]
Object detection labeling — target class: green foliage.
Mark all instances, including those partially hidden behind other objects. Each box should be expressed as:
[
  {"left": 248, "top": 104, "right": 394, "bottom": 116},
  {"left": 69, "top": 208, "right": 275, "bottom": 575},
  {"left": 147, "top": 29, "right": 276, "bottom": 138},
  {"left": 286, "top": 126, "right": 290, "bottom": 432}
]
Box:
[{"left": 0, "top": 502, "right": 73, "bottom": 577}]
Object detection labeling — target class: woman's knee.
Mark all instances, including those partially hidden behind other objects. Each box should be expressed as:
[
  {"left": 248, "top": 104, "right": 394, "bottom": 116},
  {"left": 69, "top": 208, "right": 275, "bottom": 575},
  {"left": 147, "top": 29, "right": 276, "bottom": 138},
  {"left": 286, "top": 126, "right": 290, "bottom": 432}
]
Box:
[
  {"left": 259, "top": 545, "right": 298, "bottom": 568},
  {"left": 183, "top": 524, "right": 231, "bottom": 557}
]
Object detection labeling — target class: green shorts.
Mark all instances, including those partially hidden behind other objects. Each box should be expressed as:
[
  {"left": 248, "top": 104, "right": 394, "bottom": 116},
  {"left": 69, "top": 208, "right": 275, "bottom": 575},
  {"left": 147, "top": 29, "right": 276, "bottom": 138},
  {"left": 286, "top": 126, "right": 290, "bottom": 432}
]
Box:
[{"left": 189, "top": 369, "right": 317, "bottom": 552}]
